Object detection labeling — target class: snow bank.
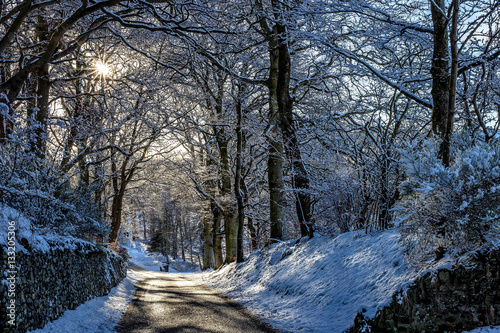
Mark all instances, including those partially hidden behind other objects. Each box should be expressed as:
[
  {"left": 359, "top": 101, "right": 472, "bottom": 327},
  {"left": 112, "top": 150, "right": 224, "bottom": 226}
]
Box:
[
  {"left": 191, "top": 230, "right": 420, "bottom": 333},
  {"left": 0, "top": 204, "right": 33, "bottom": 249},
  {"left": 191, "top": 230, "right": 500, "bottom": 332}
]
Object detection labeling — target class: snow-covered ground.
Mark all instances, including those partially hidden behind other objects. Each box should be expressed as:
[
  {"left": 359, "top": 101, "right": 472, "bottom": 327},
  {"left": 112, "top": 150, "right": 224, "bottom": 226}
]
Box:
[
  {"left": 126, "top": 239, "right": 169, "bottom": 272},
  {"left": 23, "top": 231, "right": 500, "bottom": 333},
  {"left": 190, "top": 230, "right": 417, "bottom": 333}
]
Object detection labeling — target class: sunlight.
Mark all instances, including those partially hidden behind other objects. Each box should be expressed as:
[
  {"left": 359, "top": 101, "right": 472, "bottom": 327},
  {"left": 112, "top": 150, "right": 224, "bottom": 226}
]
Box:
[{"left": 94, "top": 60, "right": 111, "bottom": 77}]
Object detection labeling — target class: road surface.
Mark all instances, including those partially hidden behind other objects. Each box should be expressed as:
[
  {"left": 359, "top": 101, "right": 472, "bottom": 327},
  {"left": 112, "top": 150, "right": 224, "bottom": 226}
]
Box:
[{"left": 116, "top": 263, "right": 277, "bottom": 333}]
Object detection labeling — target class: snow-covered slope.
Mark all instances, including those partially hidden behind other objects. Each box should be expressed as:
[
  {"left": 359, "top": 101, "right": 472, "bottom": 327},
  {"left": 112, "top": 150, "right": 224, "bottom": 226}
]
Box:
[
  {"left": 188, "top": 231, "right": 423, "bottom": 332},
  {"left": 192, "top": 230, "right": 416, "bottom": 332},
  {"left": 192, "top": 230, "right": 500, "bottom": 333}
]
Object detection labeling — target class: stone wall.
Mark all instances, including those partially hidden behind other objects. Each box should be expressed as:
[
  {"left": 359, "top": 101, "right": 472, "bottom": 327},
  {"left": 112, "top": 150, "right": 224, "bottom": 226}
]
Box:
[
  {"left": 0, "top": 240, "right": 126, "bottom": 333},
  {"left": 350, "top": 246, "right": 500, "bottom": 332}
]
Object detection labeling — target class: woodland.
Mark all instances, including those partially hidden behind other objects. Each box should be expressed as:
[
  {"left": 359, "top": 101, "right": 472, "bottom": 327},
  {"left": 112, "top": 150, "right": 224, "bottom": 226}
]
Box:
[{"left": 0, "top": 0, "right": 499, "bottom": 270}]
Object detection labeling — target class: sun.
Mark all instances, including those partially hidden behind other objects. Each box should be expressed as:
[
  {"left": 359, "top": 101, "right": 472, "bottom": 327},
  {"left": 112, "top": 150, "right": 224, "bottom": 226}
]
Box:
[{"left": 94, "top": 61, "right": 111, "bottom": 77}]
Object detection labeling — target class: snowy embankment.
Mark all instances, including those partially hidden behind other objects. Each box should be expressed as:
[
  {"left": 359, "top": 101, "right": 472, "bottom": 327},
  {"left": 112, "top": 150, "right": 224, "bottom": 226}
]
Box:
[
  {"left": 190, "top": 230, "right": 500, "bottom": 333},
  {"left": 191, "top": 230, "right": 412, "bottom": 332}
]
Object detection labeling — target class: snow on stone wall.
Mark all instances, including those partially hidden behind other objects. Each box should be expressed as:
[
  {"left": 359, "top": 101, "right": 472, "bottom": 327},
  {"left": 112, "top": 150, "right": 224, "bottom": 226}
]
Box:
[{"left": 0, "top": 241, "right": 126, "bottom": 333}]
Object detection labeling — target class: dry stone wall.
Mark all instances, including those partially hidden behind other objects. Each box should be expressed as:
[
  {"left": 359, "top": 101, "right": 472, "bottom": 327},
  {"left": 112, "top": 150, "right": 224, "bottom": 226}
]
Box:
[
  {"left": 350, "top": 246, "right": 500, "bottom": 332},
  {"left": 0, "top": 240, "right": 126, "bottom": 333}
]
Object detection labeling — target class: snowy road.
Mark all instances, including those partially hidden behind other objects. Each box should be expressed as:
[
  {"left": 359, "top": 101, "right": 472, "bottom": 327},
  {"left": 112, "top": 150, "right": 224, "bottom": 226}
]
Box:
[{"left": 116, "top": 263, "right": 276, "bottom": 333}]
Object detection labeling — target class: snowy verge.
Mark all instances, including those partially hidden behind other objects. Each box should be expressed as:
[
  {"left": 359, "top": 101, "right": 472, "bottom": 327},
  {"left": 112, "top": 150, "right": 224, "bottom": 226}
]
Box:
[
  {"left": 189, "top": 230, "right": 417, "bottom": 332},
  {"left": 188, "top": 230, "right": 428, "bottom": 333},
  {"left": 28, "top": 266, "right": 142, "bottom": 333}
]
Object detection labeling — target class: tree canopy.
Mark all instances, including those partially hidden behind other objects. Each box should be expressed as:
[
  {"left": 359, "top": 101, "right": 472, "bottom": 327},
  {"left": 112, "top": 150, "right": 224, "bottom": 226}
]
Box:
[{"left": 1, "top": 0, "right": 499, "bottom": 267}]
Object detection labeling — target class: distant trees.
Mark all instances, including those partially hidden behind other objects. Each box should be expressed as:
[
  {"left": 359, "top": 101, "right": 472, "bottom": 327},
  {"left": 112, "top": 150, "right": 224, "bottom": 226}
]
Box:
[{"left": 147, "top": 189, "right": 201, "bottom": 265}]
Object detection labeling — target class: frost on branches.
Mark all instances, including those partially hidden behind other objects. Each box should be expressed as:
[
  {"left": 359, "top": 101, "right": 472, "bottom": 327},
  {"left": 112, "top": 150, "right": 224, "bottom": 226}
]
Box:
[
  {"left": 0, "top": 144, "right": 108, "bottom": 240},
  {"left": 395, "top": 138, "right": 500, "bottom": 264}
]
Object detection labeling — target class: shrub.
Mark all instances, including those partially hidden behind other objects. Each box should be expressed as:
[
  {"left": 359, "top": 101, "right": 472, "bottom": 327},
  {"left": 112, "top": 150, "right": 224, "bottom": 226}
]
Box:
[{"left": 395, "top": 139, "right": 500, "bottom": 263}]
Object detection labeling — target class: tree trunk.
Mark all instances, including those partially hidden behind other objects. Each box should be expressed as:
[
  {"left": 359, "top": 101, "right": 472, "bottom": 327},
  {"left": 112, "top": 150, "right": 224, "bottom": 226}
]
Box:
[
  {"left": 61, "top": 56, "right": 86, "bottom": 172},
  {"left": 172, "top": 210, "right": 178, "bottom": 259},
  {"left": 446, "top": 0, "right": 459, "bottom": 164},
  {"left": 180, "top": 216, "right": 186, "bottom": 261},
  {"left": 109, "top": 189, "right": 125, "bottom": 243},
  {"left": 255, "top": 1, "right": 287, "bottom": 242},
  {"left": 203, "top": 208, "right": 215, "bottom": 269},
  {"left": 212, "top": 202, "right": 224, "bottom": 268},
  {"left": 216, "top": 127, "right": 239, "bottom": 263},
  {"left": 162, "top": 214, "right": 170, "bottom": 269},
  {"left": 27, "top": 15, "right": 51, "bottom": 160},
  {"left": 267, "top": 26, "right": 286, "bottom": 242},
  {"left": 224, "top": 202, "right": 238, "bottom": 263},
  {"left": 430, "top": 0, "right": 451, "bottom": 166},
  {"left": 33, "top": 62, "right": 50, "bottom": 160},
  {"left": 235, "top": 86, "right": 245, "bottom": 263},
  {"left": 109, "top": 158, "right": 135, "bottom": 243},
  {"left": 274, "top": 6, "right": 314, "bottom": 238},
  {"left": 241, "top": 172, "right": 258, "bottom": 250},
  {"left": 0, "top": 94, "right": 10, "bottom": 143},
  {"left": 164, "top": 207, "right": 172, "bottom": 262},
  {"left": 378, "top": 152, "right": 390, "bottom": 230},
  {"left": 0, "top": 64, "right": 13, "bottom": 144},
  {"left": 247, "top": 217, "right": 258, "bottom": 250}
]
